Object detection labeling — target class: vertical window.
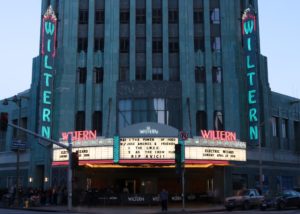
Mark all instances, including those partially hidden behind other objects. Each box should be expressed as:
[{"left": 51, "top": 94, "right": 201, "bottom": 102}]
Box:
[
  {"left": 118, "top": 100, "right": 132, "bottom": 130},
  {"left": 169, "top": 67, "right": 179, "bottom": 81},
  {"left": 152, "top": 38, "right": 162, "bottom": 53},
  {"left": 136, "top": 9, "right": 146, "bottom": 24},
  {"left": 92, "top": 111, "right": 102, "bottom": 136},
  {"left": 169, "top": 38, "right": 179, "bottom": 53},
  {"left": 211, "top": 36, "right": 221, "bottom": 52},
  {"left": 194, "top": 10, "right": 203, "bottom": 23},
  {"left": 294, "top": 121, "right": 300, "bottom": 151},
  {"left": 133, "top": 99, "right": 148, "bottom": 124},
  {"left": 120, "top": 38, "right": 129, "bottom": 53},
  {"left": 152, "top": 9, "right": 162, "bottom": 24},
  {"left": 76, "top": 111, "right": 85, "bottom": 131},
  {"left": 94, "top": 67, "right": 103, "bottom": 83},
  {"left": 136, "top": 67, "right": 146, "bottom": 80},
  {"left": 196, "top": 111, "right": 207, "bottom": 134},
  {"left": 212, "top": 67, "right": 222, "bottom": 83},
  {"left": 120, "top": 10, "right": 129, "bottom": 24},
  {"left": 282, "top": 119, "right": 288, "bottom": 139},
  {"left": 214, "top": 111, "right": 224, "bottom": 131},
  {"left": 20, "top": 117, "right": 27, "bottom": 141},
  {"left": 195, "top": 66, "right": 206, "bottom": 83},
  {"left": 210, "top": 8, "right": 220, "bottom": 24},
  {"left": 95, "top": 10, "right": 105, "bottom": 24},
  {"left": 153, "top": 67, "right": 163, "bottom": 80},
  {"left": 119, "top": 67, "right": 129, "bottom": 81},
  {"left": 78, "top": 38, "right": 88, "bottom": 52},
  {"left": 118, "top": 98, "right": 181, "bottom": 131},
  {"left": 136, "top": 37, "right": 146, "bottom": 53},
  {"left": 271, "top": 117, "right": 278, "bottom": 137},
  {"left": 94, "top": 38, "right": 104, "bottom": 52},
  {"left": 12, "top": 119, "right": 18, "bottom": 139},
  {"left": 153, "top": 98, "right": 165, "bottom": 124},
  {"left": 78, "top": 68, "right": 87, "bottom": 84},
  {"left": 79, "top": 10, "right": 88, "bottom": 24},
  {"left": 194, "top": 37, "right": 204, "bottom": 52},
  {"left": 168, "top": 10, "right": 178, "bottom": 24}
]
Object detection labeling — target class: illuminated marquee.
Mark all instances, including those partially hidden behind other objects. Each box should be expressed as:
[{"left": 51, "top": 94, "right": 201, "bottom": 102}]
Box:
[
  {"left": 185, "top": 147, "right": 246, "bottom": 162},
  {"left": 53, "top": 146, "right": 113, "bottom": 162},
  {"left": 61, "top": 130, "right": 97, "bottom": 141},
  {"left": 242, "top": 7, "right": 260, "bottom": 145},
  {"left": 120, "top": 137, "right": 177, "bottom": 162},
  {"left": 39, "top": 6, "right": 57, "bottom": 139},
  {"left": 185, "top": 137, "right": 247, "bottom": 162},
  {"left": 201, "top": 130, "right": 236, "bottom": 141}
]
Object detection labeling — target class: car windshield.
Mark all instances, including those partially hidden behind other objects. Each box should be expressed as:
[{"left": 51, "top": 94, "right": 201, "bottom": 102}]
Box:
[{"left": 237, "top": 190, "right": 250, "bottom": 196}]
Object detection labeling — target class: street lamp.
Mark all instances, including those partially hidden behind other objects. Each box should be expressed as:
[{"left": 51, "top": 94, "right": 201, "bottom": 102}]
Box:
[{"left": 2, "top": 95, "right": 29, "bottom": 207}]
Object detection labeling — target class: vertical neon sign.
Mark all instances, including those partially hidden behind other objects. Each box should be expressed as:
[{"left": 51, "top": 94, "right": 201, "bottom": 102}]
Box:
[
  {"left": 242, "top": 8, "right": 260, "bottom": 145},
  {"left": 39, "top": 6, "right": 57, "bottom": 139}
]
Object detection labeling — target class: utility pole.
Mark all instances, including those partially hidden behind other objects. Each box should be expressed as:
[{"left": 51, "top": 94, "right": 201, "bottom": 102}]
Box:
[
  {"left": 67, "top": 134, "right": 73, "bottom": 211},
  {"left": 258, "top": 124, "right": 263, "bottom": 193}
]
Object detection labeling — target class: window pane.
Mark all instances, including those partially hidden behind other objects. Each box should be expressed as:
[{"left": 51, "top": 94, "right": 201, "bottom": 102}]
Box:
[
  {"left": 119, "top": 100, "right": 132, "bottom": 130},
  {"left": 271, "top": 117, "right": 277, "bottom": 136},
  {"left": 211, "top": 8, "right": 220, "bottom": 24}
]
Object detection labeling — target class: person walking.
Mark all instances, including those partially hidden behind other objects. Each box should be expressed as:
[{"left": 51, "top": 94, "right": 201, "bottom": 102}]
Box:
[{"left": 160, "top": 188, "right": 169, "bottom": 212}]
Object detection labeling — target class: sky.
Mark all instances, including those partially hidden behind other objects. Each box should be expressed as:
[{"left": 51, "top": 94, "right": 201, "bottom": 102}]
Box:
[{"left": 0, "top": 0, "right": 299, "bottom": 99}]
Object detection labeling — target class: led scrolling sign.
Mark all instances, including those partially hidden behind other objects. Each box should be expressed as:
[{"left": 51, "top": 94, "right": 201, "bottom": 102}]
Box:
[
  {"left": 39, "top": 6, "right": 57, "bottom": 139},
  {"left": 242, "top": 8, "right": 260, "bottom": 145}
]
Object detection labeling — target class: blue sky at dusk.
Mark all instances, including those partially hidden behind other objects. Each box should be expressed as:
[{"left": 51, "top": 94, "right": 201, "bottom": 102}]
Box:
[{"left": 0, "top": 0, "right": 299, "bottom": 99}]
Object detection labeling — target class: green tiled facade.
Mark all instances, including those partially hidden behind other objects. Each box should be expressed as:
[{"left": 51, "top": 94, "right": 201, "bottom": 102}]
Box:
[{"left": 0, "top": 0, "right": 300, "bottom": 199}]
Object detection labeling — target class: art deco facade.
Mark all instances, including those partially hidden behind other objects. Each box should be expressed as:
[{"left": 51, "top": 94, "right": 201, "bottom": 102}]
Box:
[{"left": 0, "top": 0, "right": 300, "bottom": 201}]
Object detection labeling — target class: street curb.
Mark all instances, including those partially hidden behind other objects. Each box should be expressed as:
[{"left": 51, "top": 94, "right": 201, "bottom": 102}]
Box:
[{"left": 0, "top": 205, "right": 226, "bottom": 213}]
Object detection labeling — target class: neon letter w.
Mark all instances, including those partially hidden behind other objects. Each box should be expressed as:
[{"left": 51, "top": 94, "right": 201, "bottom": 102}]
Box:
[
  {"left": 244, "top": 20, "right": 254, "bottom": 35},
  {"left": 45, "top": 21, "right": 54, "bottom": 35}
]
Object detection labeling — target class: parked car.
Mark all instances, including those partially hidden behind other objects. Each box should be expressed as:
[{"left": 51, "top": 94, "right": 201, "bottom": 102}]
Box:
[
  {"left": 260, "top": 190, "right": 300, "bottom": 210},
  {"left": 224, "top": 189, "right": 264, "bottom": 211}
]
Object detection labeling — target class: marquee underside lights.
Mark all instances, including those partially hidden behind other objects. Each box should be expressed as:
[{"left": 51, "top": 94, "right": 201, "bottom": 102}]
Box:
[{"left": 52, "top": 124, "right": 247, "bottom": 167}]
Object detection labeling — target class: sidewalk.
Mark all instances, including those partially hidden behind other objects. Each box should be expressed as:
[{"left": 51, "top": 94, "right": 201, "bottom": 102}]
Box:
[{"left": 25, "top": 204, "right": 225, "bottom": 214}]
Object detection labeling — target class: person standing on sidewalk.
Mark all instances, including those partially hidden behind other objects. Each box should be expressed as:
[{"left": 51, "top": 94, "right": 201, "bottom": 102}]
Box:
[{"left": 160, "top": 188, "right": 169, "bottom": 212}]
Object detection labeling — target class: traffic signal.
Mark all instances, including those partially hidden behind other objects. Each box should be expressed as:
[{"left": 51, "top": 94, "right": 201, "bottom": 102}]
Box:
[
  {"left": 175, "top": 144, "right": 182, "bottom": 171},
  {"left": 0, "top": 112, "right": 8, "bottom": 131},
  {"left": 71, "top": 151, "right": 79, "bottom": 169}
]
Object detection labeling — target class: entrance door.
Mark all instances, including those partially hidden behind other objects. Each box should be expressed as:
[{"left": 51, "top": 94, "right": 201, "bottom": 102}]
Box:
[
  {"left": 140, "top": 178, "right": 156, "bottom": 194},
  {"left": 124, "top": 180, "right": 136, "bottom": 194}
]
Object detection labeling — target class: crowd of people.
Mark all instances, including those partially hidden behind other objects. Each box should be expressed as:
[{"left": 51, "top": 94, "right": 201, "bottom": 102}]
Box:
[{"left": 1, "top": 186, "right": 68, "bottom": 207}]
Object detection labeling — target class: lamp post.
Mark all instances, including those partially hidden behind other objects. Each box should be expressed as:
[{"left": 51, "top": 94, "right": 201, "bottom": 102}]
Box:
[
  {"left": 3, "top": 95, "right": 29, "bottom": 207},
  {"left": 258, "top": 119, "right": 271, "bottom": 194}
]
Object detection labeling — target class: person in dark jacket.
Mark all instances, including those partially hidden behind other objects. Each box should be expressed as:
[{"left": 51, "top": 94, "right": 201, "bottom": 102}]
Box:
[{"left": 160, "top": 188, "right": 169, "bottom": 212}]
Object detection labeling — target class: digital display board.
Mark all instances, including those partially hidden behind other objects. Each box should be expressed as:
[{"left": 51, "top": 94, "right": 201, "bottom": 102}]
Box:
[{"left": 120, "top": 137, "right": 178, "bottom": 160}]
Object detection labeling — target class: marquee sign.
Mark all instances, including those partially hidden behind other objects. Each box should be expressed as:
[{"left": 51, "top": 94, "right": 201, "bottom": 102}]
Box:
[
  {"left": 39, "top": 6, "right": 57, "bottom": 139},
  {"left": 119, "top": 137, "right": 177, "bottom": 161},
  {"left": 185, "top": 147, "right": 246, "bottom": 161},
  {"left": 242, "top": 7, "right": 260, "bottom": 145},
  {"left": 53, "top": 146, "right": 113, "bottom": 162}
]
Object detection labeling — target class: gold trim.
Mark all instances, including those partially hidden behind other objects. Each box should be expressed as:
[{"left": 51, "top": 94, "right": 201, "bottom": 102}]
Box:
[{"left": 44, "top": 5, "right": 57, "bottom": 20}]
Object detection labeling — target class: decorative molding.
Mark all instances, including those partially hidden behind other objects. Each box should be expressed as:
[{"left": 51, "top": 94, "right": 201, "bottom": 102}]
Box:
[{"left": 44, "top": 5, "right": 57, "bottom": 20}]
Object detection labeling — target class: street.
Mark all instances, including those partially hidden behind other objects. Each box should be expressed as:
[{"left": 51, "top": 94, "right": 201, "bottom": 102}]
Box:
[{"left": 1, "top": 208, "right": 300, "bottom": 214}]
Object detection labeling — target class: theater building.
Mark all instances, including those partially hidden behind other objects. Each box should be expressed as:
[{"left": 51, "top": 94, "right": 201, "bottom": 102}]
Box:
[{"left": 1, "top": 0, "right": 300, "bottom": 203}]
